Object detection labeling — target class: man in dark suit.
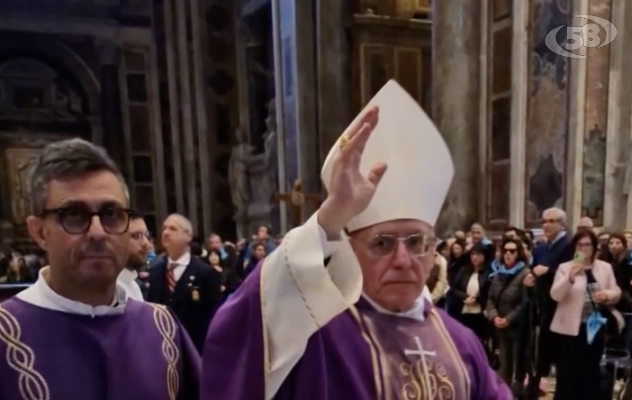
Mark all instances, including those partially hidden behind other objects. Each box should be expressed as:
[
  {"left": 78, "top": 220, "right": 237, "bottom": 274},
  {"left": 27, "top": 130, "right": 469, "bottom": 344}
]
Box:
[
  {"left": 523, "top": 207, "right": 573, "bottom": 399},
  {"left": 147, "top": 214, "right": 223, "bottom": 352}
]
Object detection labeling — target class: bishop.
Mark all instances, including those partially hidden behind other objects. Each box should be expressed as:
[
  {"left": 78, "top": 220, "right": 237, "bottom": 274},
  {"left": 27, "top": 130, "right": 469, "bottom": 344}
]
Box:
[{"left": 201, "top": 81, "right": 511, "bottom": 399}]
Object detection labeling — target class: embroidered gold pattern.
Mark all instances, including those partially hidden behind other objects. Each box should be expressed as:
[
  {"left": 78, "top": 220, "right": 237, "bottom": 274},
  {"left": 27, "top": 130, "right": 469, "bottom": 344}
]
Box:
[
  {"left": 399, "top": 357, "right": 456, "bottom": 400},
  {"left": 0, "top": 306, "right": 50, "bottom": 400},
  {"left": 150, "top": 304, "right": 180, "bottom": 400},
  {"left": 349, "top": 306, "right": 384, "bottom": 399},
  {"left": 356, "top": 308, "right": 469, "bottom": 400}
]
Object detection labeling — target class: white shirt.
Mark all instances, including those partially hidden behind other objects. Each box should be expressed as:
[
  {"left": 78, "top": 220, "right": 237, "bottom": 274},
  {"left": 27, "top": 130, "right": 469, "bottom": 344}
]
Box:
[
  {"left": 17, "top": 267, "right": 128, "bottom": 316},
  {"left": 167, "top": 253, "right": 190, "bottom": 282},
  {"left": 117, "top": 269, "right": 144, "bottom": 302}
]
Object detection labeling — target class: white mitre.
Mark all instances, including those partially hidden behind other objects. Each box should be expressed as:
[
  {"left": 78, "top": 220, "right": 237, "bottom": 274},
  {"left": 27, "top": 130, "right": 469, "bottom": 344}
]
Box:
[
  {"left": 320, "top": 80, "right": 454, "bottom": 293},
  {"left": 321, "top": 79, "right": 454, "bottom": 231}
]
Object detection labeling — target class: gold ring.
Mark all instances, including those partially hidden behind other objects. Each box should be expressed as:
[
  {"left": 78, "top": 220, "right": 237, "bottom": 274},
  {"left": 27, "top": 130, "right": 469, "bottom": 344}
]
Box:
[{"left": 339, "top": 134, "right": 350, "bottom": 149}]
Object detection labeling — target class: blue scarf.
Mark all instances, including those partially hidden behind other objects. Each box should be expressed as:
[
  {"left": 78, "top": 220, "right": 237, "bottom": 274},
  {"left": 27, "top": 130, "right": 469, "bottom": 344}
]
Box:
[{"left": 490, "top": 260, "right": 526, "bottom": 277}]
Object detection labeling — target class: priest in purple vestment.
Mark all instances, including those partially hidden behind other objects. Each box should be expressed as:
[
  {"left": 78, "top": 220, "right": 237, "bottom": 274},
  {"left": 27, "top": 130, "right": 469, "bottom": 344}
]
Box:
[
  {"left": 202, "top": 81, "right": 512, "bottom": 400},
  {"left": 0, "top": 139, "right": 199, "bottom": 400}
]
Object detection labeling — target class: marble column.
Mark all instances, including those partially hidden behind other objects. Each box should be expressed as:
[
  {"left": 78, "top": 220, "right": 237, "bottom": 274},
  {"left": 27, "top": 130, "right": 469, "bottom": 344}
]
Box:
[
  {"left": 294, "top": 0, "right": 321, "bottom": 219},
  {"left": 175, "top": 0, "right": 199, "bottom": 233},
  {"left": 316, "top": 0, "right": 353, "bottom": 159},
  {"left": 98, "top": 41, "right": 126, "bottom": 178},
  {"left": 163, "top": 0, "right": 185, "bottom": 214},
  {"left": 432, "top": 0, "right": 482, "bottom": 234}
]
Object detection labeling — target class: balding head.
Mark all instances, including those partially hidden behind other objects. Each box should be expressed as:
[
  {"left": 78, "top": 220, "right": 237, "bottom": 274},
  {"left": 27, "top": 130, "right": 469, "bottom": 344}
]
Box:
[
  {"left": 577, "top": 216, "right": 594, "bottom": 229},
  {"left": 161, "top": 214, "right": 193, "bottom": 257}
]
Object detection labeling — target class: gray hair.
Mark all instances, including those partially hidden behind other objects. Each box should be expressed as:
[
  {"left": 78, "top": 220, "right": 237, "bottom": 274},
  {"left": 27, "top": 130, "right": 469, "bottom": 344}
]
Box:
[
  {"left": 168, "top": 213, "right": 193, "bottom": 235},
  {"left": 543, "top": 207, "right": 566, "bottom": 224},
  {"left": 30, "top": 138, "right": 129, "bottom": 215}
]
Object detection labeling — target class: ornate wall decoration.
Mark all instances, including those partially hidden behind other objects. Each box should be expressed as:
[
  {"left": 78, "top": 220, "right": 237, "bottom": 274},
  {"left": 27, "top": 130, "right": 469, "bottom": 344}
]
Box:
[
  {"left": 524, "top": 0, "right": 570, "bottom": 227},
  {"left": 580, "top": 0, "right": 611, "bottom": 225}
]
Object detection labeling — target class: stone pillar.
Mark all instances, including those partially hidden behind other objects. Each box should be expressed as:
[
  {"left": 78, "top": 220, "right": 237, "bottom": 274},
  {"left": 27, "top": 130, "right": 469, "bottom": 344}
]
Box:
[
  {"left": 316, "top": 0, "right": 353, "bottom": 159},
  {"left": 432, "top": 0, "right": 482, "bottom": 234},
  {"left": 175, "top": 0, "right": 199, "bottom": 233},
  {"left": 294, "top": 0, "right": 321, "bottom": 219},
  {"left": 163, "top": 0, "right": 185, "bottom": 214},
  {"left": 98, "top": 41, "right": 126, "bottom": 176}
]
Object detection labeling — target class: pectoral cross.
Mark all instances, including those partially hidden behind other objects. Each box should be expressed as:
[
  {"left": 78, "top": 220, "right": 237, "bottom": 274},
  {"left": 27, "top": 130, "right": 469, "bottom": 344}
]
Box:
[
  {"left": 404, "top": 336, "right": 437, "bottom": 359},
  {"left": 274, "top": 179, "right": 321, "bottom": 228},
  {"left": 404, "top": 336, "right": 436, "bottom": 391}
]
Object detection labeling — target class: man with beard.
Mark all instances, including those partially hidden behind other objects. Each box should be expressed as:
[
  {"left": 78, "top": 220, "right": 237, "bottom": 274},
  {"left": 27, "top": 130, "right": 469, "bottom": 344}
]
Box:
[
  {"left": 0, "top": 139, "right": 200, "bottom": 400},
  {"left": 117, "top": 213, "right": 150, "bottom": 301}
]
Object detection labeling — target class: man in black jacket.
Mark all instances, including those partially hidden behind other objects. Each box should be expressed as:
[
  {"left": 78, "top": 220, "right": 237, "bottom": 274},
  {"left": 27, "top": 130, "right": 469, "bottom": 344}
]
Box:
[
  {"left": 523, "top": 207, "right": 573, "bottom": 399},
  {"left": 147, "top": 214, "right": 223, "bottom": 352}
]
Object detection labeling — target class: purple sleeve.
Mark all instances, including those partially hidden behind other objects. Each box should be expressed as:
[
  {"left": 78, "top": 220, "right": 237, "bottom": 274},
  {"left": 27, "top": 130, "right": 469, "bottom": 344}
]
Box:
[
  {"left": 436, "top": 309, "right": 513, "bottom": 400},
  {"left": 200, "top": 266, "right": 266, "bottom": 400}
]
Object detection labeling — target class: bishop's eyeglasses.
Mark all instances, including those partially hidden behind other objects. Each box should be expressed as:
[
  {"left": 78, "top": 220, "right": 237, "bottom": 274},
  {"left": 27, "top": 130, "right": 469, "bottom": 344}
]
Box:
[
  {"left": 360, "top": 233, "right": 433, "bottom": 258},
  {"left": 39, "top": 204, "right": 134, "bottom": 235}
]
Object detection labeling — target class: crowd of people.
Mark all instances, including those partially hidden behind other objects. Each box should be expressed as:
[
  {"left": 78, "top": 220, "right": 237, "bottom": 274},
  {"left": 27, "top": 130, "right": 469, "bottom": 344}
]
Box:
[
  {"left": 428, "top": 212, "right": 632, "bottom": 400},
  {"left": 0, "top": 82, "right": 625, "bottom": 400}
]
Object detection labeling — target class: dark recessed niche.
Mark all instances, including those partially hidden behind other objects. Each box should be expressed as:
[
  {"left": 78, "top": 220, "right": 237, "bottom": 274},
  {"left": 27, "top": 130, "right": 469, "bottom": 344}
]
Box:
[
  {"left": 215, "top": 103, "right": 231, "bottom": 145},
  {"left": 133, "top": 155, "right": 154, "bottom": 184},
  {"left": 208, "top": 69, "right": 235, "bottom": 96},
  {"left": 134, "top": 185, "right": 155, "bottom": 214},
  {"left": 206, "top": 5, "right": 229, "bottom": 32},
  {"left": 126, "top": 74, "right": 148, "bottom": 102}
]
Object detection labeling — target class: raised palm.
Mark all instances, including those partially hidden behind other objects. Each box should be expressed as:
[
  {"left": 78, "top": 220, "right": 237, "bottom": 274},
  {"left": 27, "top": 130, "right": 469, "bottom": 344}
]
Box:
[{"left": 327, "top": 106, "right": 388, "bottom": 222}]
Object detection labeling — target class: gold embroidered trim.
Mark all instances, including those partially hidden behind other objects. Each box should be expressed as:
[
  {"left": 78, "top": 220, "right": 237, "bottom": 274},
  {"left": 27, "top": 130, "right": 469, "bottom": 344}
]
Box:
[
  {"left": 149, "top": 303, "right": 180, "bottom": 400},
  {"left": 282, "top": 232, "right": 320, "bottom": 327},
  {"left": 259, "top": 256, "right": 271, "bottom": 376},
  {"left": 429, "top": 309, "right": 471, "bottom": 398},
  {"left": 0, "top": 305, "right": 50, "bottom": 400},
  {"left": 349, "top": 306, "right": 384, "bottom": 400}
]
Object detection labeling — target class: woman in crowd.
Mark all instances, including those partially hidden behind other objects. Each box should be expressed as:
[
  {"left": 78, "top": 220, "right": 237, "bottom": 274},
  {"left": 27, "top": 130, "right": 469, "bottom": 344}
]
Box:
[
  {"left": 243, "top": 242, "right": 268, "bottom": 277},
  {"left": 426, "top": 251, "right": 448, "bottom": 306},
  {"left": 451, "top": 242, "right": 492, "bottom": 347},
  {"left": 550, "top": 230, "right": 622, "bottom": 400},
  {"left": 0, "top": 254, "right": 34, "bottom": 284},
  {"left": 446, "top": 238, "right": 468, "bottom": 316},
  {"left": 486, "top": 237, "right": 530, "bottom": 392},
  {"left": 609, "top": 232, "right": 632, "bottom": 314}
]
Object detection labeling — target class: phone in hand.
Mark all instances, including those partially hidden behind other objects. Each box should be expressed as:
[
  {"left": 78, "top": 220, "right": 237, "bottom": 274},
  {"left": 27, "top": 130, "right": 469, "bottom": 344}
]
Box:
[{"left": 573, "top": 252, "right": 585, "bottom": 264}]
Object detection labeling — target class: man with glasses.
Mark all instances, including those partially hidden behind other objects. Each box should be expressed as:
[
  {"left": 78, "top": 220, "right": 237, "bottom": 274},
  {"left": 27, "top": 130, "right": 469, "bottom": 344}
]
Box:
[
  {"left": 0, "top": 139, "right": 199, "bottom": 400},
  {"left": 202, "top": 81, "right": 511, "bottom": 399},
  {"left": 117, "top": 212, "right": 150, "bottom": 301},
  {"left": 523, "top": 207, "right": 572, "bottom": 399}
]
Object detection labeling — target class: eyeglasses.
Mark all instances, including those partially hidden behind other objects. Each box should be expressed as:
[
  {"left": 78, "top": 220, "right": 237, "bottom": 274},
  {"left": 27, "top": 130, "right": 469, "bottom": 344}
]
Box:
[
  {"left": 503, "top": 248, "right": 517, "bottom": 254},
  {"left": 131, "top": 231, "right": 151, "bottom": 241},
  {"left": 541, "top": 218, "right": 559, "bottom": 224},
  {"left": 40, "top": 205, "right": 134, "bottom": 235},
  {"left": 360, "top": 233, "right": 432, "bottom": 258}
]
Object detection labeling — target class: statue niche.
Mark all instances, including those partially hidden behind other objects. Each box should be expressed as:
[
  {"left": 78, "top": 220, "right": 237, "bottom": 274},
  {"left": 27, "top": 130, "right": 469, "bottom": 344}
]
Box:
[{"left": 229, "top": 98, "right": 278, "bottom": 237}]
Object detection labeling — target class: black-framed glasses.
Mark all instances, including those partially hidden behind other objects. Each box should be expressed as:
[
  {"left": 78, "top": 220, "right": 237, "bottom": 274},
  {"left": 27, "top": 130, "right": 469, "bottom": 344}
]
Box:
[
  {"left": 503, "top": 248, "right": 517, "bottom": 254},
  {"left": 361, "top": 233, "right": 432, "bottom": 258},
  {"left": 40, "top": 205, "right": 134, "bottom": 235}
]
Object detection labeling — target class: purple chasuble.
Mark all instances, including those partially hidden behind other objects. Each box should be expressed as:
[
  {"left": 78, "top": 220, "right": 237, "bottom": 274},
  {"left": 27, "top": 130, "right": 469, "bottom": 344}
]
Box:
[
  {"left": 202, "top": 266, "right": 511, "bottom": 400},
  {"left": 0, "top": 297, "right": 200, "bottom": 400}
]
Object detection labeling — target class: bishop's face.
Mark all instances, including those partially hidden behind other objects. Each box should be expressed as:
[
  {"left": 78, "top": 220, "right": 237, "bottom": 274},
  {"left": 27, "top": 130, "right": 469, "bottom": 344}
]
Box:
[{"left": 350, "top": 219, "right": 434, "bottom": 312}]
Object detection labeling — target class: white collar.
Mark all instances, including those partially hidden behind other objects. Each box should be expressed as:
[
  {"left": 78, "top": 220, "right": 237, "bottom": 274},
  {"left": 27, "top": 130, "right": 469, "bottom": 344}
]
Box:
[
  {"left": 362, "top": 292, "right": 426, "bottom": 321},
  {"left": 168, "top": 252, "right": 191, "bottom": 266},
  {"left": 17, "top": 266, "right": 128, "bottom": 317},
  {"left": 118, "top": 268, "right": 138, "bottom": 282}
]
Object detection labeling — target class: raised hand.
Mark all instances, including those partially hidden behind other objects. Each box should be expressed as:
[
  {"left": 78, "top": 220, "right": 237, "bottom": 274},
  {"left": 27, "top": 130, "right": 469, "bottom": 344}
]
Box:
[{"left": 318, "top": 106, "right": 388, "bottom": 237}]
